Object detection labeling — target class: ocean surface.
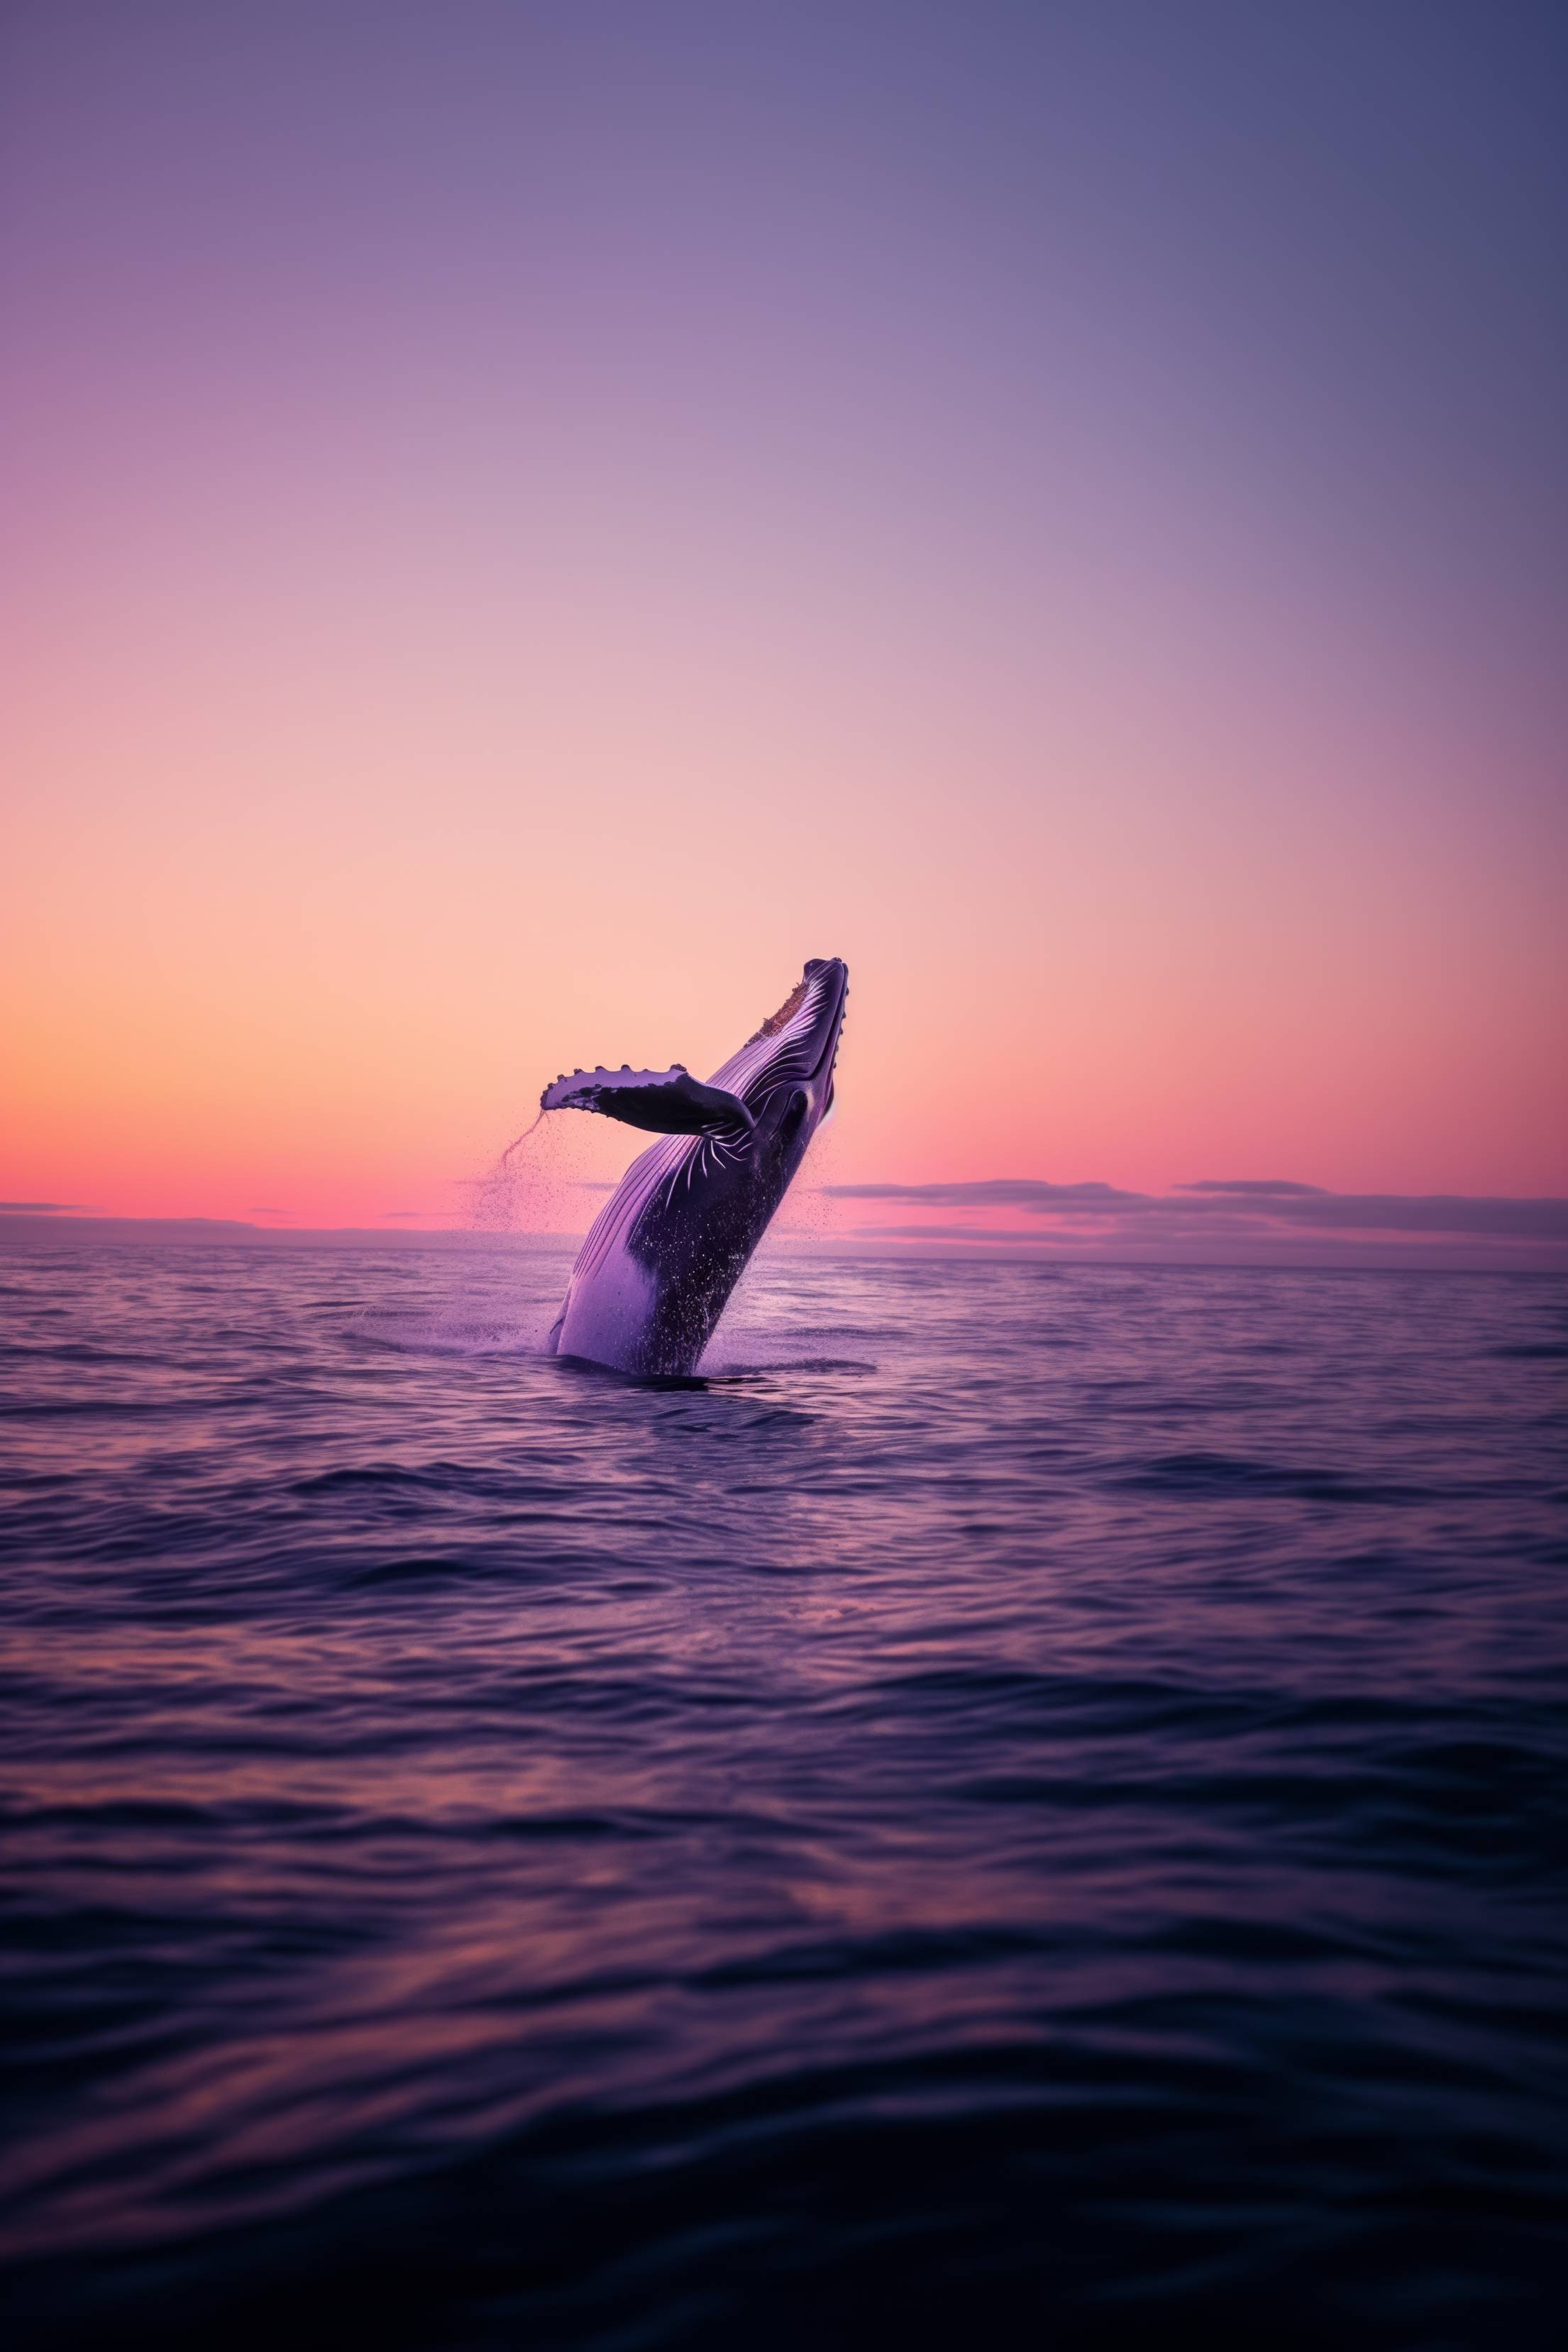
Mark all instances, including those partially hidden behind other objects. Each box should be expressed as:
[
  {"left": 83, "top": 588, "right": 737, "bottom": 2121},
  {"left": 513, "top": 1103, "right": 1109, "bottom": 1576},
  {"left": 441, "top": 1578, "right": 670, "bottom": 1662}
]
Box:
[{"left": 1, "top": 1242, "right": 1565, "bottom": 2348}]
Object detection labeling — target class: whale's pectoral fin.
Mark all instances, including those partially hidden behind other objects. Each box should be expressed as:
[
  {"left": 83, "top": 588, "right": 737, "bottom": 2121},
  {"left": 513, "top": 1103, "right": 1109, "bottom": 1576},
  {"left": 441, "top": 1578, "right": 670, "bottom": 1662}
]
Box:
[{"left": 541, "top": 1064, "right": 755, "bottom": 1141}]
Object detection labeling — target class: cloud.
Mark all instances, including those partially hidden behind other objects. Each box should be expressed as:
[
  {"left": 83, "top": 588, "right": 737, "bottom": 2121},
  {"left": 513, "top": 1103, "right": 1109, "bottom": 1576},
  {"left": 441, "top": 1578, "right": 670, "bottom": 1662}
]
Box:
[
  {"left": 379, "top": 1210, "right": 429, "bottom": 1219},
  {"left": 0, "top": 1200, "right": 86, "bottom": 1213},
  {"left": 827, "top": 1179, "right": 1144, "bottom": 1210},
  {"left": 0, "top": 1210, "right": 580, "bottom": 1250},
  {"left": 1252, "top": 1194, "right": 1568, "bottom": 1240},
  {"left": 825, "top": 1179, "right": 1567, "bottom": 1239},
  {"left": 855, "top": 1224, "right": 1057, "bottom": 1243},
  {"left": 820, "top": 1179, "right": 1568, "bottom": 1264},
  {"left": 1176, "top": 1178, "right": 1327, "bottom": 1197}
]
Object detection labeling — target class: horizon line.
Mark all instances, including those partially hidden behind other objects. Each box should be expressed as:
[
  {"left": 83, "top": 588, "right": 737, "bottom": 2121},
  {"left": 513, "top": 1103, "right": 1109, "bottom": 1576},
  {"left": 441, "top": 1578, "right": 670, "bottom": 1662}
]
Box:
[{"left": 1, "top": 1202, "right": 1564, "bottom": 1276}]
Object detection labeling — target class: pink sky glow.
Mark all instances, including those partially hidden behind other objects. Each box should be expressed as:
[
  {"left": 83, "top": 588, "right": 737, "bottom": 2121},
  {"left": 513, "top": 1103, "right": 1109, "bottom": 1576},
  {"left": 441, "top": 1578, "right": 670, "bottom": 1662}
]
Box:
[{"left": 4, "top": 6, "right": 1564, "bottom": 1249}]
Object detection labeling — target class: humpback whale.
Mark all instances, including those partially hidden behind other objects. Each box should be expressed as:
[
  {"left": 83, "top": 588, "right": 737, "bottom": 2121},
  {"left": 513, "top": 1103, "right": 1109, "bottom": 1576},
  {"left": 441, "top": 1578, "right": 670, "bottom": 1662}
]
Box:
[{"left": 541, "top": 958, "right": 848, "bottom": 1376}]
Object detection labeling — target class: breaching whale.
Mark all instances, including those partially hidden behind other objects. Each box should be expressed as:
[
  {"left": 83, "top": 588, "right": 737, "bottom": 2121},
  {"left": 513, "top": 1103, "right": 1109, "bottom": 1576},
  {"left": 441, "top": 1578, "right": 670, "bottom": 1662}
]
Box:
[{"left": 541, "top": 958, "right": 848, "bottom": 1376}]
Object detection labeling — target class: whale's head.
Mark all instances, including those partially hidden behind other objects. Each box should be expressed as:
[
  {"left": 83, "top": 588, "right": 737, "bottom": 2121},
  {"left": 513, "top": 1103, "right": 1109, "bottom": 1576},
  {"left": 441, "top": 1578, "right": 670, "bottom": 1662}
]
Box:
[{"left": 733, "top": 956, "right": 849, "bottom": 1186}]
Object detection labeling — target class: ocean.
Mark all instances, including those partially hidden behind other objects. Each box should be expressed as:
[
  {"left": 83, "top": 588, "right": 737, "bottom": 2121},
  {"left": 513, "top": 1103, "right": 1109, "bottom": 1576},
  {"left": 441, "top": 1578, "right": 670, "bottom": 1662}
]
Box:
[{"left": 1, "top": 1242, "right": 1565, "bottom": 2347}]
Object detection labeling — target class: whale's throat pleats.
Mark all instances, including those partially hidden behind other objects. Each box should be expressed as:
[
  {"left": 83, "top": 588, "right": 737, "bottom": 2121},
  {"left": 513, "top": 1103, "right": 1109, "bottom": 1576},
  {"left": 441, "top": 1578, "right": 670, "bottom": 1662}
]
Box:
[{"left": 540, "top": 1064, "right": 755, "bottom": 1140}]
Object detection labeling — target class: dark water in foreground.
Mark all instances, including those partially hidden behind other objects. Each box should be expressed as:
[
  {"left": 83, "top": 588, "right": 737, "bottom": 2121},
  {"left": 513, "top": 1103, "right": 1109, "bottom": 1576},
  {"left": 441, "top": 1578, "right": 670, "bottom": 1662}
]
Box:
[{"left": 1, "top": 1244, "right": 1565, "bottom": 2348}]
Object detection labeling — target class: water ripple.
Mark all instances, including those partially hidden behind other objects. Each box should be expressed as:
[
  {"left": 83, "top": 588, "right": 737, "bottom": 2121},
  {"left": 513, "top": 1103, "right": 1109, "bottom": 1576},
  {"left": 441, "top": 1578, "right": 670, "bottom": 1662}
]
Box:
[{"left": 1, "top": 1244, "right": 1565, "bottom": 2346}]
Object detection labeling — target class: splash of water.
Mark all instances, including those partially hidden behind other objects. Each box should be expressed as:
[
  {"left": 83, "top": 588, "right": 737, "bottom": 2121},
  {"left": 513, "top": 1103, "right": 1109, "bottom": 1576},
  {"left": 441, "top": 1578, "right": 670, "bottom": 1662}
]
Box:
[{"left": 467, "top": 1112, "right": 549, "bottom": 1233}]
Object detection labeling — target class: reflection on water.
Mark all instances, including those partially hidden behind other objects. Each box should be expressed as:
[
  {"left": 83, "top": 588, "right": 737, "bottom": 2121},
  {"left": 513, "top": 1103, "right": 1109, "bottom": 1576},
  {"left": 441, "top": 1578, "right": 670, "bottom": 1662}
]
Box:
[{"left": 1, "top": 1244, "right": 1565, "bottom": 2347}]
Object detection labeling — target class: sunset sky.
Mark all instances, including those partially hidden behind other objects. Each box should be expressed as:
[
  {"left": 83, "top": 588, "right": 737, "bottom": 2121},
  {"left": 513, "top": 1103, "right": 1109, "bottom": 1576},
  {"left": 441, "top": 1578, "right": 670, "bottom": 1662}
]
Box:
[{"left": 4, "top": 2, "right": 1564, "bottom": 1249}]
